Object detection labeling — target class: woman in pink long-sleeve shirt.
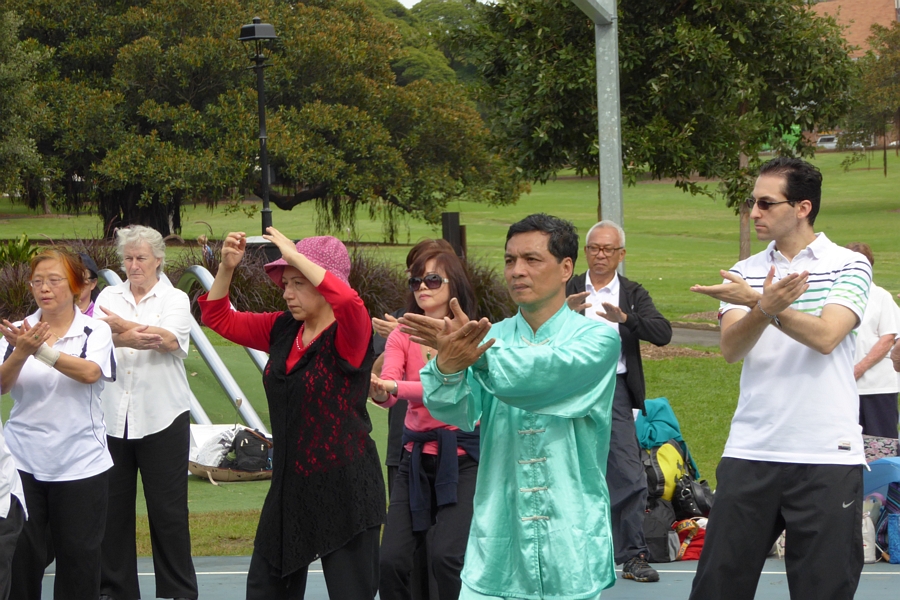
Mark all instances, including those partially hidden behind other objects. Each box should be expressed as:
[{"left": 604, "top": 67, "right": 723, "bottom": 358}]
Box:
[{"left": 371, "top": 248, "right": 479, "bottom": 600}]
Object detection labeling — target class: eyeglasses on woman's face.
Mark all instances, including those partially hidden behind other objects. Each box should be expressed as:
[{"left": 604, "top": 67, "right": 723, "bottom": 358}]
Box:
[
  {"left": 408, "top": 273, "right": 449, "bottom": 292},
  {"left": 29, "top": 277, "right": 67, "bottom": 289}
]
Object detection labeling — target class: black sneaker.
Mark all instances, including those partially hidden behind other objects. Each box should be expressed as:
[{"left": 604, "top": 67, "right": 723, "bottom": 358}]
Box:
[{"left": 622, "top": 552, "right": 660, "bottom": 582}]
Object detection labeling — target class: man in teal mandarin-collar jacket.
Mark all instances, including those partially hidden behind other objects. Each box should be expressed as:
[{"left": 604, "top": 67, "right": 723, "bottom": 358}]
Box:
[{"left": 402, "top": 214, "right": 620, "bottom": 600}]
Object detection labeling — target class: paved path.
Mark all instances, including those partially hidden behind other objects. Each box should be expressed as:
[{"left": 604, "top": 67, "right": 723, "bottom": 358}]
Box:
[
  {"left": 40, "top": 558, "right": 900, "bottom": 599},
  {"left": 670, "top": 325, "right": 719, "bottom": 347}
]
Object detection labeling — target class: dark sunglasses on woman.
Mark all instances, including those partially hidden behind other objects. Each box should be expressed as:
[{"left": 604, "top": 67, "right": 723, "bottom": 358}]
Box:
[{"left": 408, "top": 273, "right": 449, "bottom": 292}]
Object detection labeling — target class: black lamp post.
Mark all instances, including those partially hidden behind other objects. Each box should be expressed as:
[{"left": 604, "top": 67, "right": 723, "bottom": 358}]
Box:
[{"left": 239, "top": 17, "right": 278, "bottom": 236}]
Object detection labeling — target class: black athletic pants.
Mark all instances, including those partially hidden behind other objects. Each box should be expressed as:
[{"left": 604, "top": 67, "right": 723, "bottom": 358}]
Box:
[
  {"left": 379, "top": 451, "right": 477, "bottom": 600},
  {"left": 100, "top": 412, "right": 198, "bottom": 600},
  {"left": 0, "top": 496, "right": 24, "bottom": 600},
  {"left": 10, "top": 470, "right": 108, "bottom": 600},
  {"left": 606, "top": 375, "right": 650, "bottom": 564},
  {"left": 246, "top": 525, "right": 380, "bottom": 600},
  {"left": 689, "top": 458, "right": 863, "bottom": 600},
  {"left": 859, "top": 392, "right": 899, "bottom": 438}
]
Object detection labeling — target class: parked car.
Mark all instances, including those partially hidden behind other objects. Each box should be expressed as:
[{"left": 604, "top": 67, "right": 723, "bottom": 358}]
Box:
[{"left": 816, "top": 135, "right": 837, "bottom": 150}]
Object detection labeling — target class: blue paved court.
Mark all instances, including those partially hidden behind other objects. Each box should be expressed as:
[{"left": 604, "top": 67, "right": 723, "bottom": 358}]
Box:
[{"left": 41, "top": 557, "right": 900, "bottom": 598}]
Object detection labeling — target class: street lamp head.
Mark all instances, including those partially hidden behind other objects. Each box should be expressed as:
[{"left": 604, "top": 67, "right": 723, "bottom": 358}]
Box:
[{"left": 238, "top": 17, "right": 277, "bottom": 42}]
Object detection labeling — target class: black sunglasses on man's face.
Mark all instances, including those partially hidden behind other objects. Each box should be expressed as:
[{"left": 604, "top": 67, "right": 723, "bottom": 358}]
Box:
[{"left": 744, "top": 197, "right": 795, "bottom": 211}]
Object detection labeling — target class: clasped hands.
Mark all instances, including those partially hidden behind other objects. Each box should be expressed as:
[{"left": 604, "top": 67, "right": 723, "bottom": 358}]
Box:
[
  {"left": 398, "top": 298, "right": 495, "bottom": 374},
  {"left": 690, "top": 266, "right": 809, "bottom": 318},
  {"left": 97, "top": 308, "right": 162, "bottom": 350}
]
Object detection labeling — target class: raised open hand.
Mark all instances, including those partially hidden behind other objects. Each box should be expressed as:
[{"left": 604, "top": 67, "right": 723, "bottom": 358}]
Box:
[
  {"left": 96, "top": 307, "right": 132, "bottom": 334},
  {"left": 566, "top": 291, "right": 591, "bottom": 313},
  {"left": 401, "top": 298, "right": 495, "bottom": 373},
  {"left": 759, "top": 267, "right": 808, "bottom": 316},
  {"left": 372, "top": 314, "right": 400, "bottom": 339},
  {"left": 597, "top": 302, "right": 627, "bottom": 324},
  {"left": 690, "top": 270, "right": 760, "bottom": 308}
]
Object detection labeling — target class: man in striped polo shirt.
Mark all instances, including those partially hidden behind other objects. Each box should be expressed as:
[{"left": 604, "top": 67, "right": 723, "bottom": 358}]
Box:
[{"left": 689, "top": 157, "right": 872, "bottom": 600}]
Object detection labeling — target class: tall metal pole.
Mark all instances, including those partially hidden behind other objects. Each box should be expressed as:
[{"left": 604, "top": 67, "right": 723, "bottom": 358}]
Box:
[
  {"left": 569, "top": 0, "right": 624, "bottom": 272},
  {"left": 253, "top": 42, "right": 272, "bottom": 235}
]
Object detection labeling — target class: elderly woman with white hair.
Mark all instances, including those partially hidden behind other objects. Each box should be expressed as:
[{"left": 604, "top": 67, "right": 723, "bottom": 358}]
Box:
[{"left": 94, "top": 225, "right": 198, "bottom": 600}]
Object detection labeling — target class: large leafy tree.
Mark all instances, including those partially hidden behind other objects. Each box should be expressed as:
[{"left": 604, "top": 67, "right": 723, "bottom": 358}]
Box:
[
  {"left": 364, "top": 0, "right": 458, "bottom": 84},
  {"left": 466, "top": 0, "right": 856, "bottom": 257},
  {"left": 0, "top": 12, "right": 45, "bottom": 201},
  {"left": 411, "top": 0, "right": 480, "bottom": 83},
  {"left": 4, "top": 0, "right": 519, "bottom": 238}
]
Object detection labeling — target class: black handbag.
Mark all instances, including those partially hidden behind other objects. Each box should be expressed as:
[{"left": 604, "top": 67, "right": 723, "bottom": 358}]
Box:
[{"left": 672, "top": 475, "right": 714, "bottom": 520}]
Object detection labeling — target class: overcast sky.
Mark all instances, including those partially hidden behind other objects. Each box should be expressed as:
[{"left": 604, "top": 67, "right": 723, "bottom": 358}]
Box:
[{"left": 398, "top": 0, "right": 419, "bottom": 7}]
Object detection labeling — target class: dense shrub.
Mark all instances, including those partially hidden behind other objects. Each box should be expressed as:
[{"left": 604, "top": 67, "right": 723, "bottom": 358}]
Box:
[
  {"left": 0, "top": 263, "right": 35, "bottom": 322},
  {"left": 68, "top": 236, "right": 126, "bottom": 276},
  {"left": 349, "top": 248, "right": 407, "bottom": 320},
  {"left": 0, "top": 240, "right": 517, "bottom": 328},
  {"left": 464, "top": 257, "right": 517, "bottom": 323}
]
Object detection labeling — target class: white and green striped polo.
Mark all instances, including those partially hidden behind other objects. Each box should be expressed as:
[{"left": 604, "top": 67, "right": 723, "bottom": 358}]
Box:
[{"left": 719, "top": 233, "right": 872, "bottom": 466}]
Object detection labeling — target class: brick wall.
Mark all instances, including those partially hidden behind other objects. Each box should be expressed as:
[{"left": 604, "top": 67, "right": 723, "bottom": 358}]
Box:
[{"left": 811, "top": 0, "right": 898, "bottom": 56}]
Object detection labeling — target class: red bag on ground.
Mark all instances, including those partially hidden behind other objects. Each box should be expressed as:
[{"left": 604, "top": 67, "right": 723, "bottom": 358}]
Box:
[{"left": 674, "top": 519, "right": 705, "bottom": 561}]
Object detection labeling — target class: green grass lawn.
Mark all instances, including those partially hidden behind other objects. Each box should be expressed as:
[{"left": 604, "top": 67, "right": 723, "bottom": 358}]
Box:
[{"left": 1, "top": 150, "right": 898, "bottom": 554}]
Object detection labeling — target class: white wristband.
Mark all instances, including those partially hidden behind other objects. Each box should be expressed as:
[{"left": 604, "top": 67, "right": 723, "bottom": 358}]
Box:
[{"left": 33, "top": 343, "right": 60, "bottom": 368}]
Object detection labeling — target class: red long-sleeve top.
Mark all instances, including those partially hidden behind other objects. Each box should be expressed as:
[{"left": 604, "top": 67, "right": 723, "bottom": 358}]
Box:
[{"left": 198, "top": 271, "right": 371, "bottom": 371}]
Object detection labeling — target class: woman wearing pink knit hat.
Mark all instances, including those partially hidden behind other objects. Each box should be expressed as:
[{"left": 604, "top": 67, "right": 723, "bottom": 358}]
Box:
[{"left": 200, "top": 227, "right": 384, "bottom": 599}]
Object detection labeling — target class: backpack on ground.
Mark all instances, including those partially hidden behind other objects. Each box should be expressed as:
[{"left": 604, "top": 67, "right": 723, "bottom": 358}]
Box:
[
  {"left": 221, "top": 428, "right": 273, "bottom": 472},
  {"left": 643, "top": 438, "right": 697, "bottom": 501},
  {"left": 643, "top": 497, "right": 679, "bottom": 563}
]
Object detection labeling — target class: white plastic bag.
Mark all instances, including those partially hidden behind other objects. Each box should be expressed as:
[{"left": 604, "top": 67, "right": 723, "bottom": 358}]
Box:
[
  {"left": 195, "top": 428, "right": 237, "bottom": 468},
  {"left": 863, "top": 512, "right": 877, "bottom": 564}
]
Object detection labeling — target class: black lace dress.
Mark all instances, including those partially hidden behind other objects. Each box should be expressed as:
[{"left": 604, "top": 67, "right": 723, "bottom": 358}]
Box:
[{"left": 256, "top": 311, "right": 385, "bottom": 576}]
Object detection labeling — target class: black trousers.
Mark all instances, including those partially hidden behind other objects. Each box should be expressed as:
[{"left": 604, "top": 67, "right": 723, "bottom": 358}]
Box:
[
  {"left": 379, "top": 452, "right": 477, "bottom": 600},
  {"left": 689, "top": 458, "right": 863, "bottom": 600},
  {"left": 100, "top": 412, "right": 197, "bottom": 600},
  {"left": 0, "top": 496, "right": 25, "bottom": 600},
  {"left": 10, "top": 470, "right": 108, "bottom": 600},
  {"left": 859, "top": 392, "right": 899, "bottom": 438},
  {"left": 246, "top": 525, "right": 381, "bottom": 600},
  {"left": 606, "top": 376, "right": 650, "bottom": 564}
]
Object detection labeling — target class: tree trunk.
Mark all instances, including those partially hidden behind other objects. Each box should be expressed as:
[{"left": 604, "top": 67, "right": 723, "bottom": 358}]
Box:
[
  {"left": 738, "top": 152, "right": 751, "bottom": 260},
  {"left": 98, "top": 185, "right": 182, "bottom": 239}
]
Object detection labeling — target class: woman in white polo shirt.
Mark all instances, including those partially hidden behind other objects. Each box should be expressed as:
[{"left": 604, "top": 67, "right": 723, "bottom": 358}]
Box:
[
  {"left": 0, "top": 248, "right": 115, "bottom": 599},
  {"left": 94, "top": 225, "right": 198, "bottom": 600}
]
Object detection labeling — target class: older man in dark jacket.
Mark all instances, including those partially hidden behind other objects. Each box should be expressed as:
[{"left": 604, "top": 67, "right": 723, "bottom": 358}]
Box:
[{"left": 566, "top": 220, "right": 671, "bottom": 583}]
